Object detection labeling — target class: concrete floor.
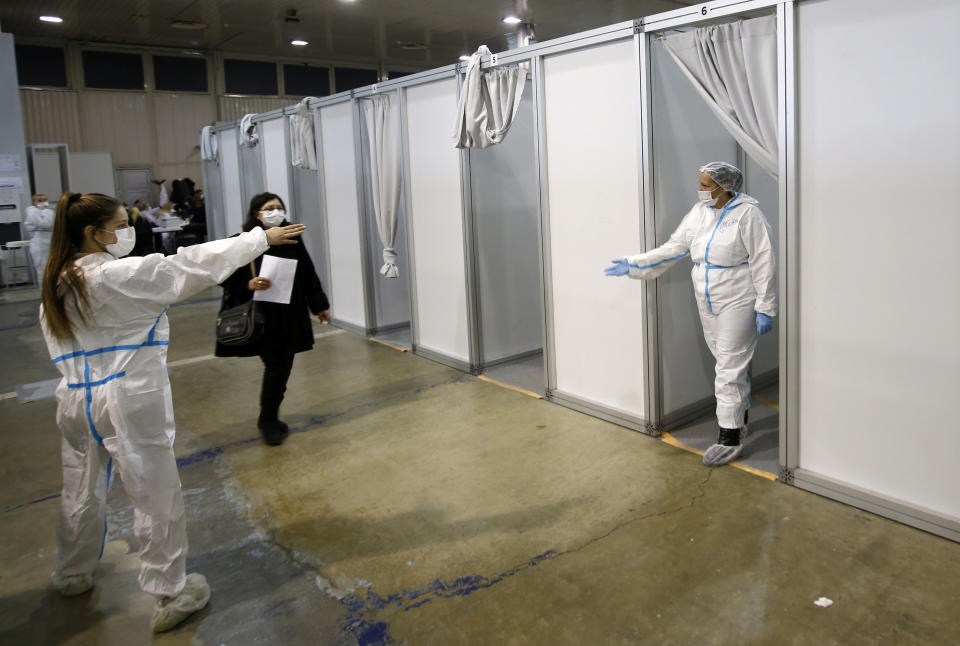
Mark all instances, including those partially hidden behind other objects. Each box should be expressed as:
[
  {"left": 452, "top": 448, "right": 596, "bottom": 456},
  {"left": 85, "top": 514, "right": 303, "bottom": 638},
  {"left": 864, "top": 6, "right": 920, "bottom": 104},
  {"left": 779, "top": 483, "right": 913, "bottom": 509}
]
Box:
[{"left": 1, "top": 290, "right": 958, "bottom": 645}]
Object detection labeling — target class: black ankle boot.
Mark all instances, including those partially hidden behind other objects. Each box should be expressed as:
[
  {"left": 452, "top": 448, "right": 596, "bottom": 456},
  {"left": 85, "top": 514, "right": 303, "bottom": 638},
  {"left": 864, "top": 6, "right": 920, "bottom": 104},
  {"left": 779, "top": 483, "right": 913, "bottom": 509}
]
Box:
[
  {"left": 718, "top": 427, "right": 742, "bottom": 447},
  {"left": 258, "top": 409, "right": 286, "bottom": 446}
]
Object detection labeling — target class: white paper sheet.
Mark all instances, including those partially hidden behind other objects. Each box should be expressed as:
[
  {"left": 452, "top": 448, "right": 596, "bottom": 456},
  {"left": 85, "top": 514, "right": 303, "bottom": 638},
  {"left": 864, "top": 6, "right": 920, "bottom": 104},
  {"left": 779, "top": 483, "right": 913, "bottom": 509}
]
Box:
[{"left": 253, "top": 255, "right": 298, "bottom": 304}]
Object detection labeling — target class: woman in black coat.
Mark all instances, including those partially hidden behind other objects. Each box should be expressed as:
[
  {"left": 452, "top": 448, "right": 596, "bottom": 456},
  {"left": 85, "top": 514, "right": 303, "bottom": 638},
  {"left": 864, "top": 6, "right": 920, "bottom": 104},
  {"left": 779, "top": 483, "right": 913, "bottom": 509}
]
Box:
[{"left": 215, "top": 192, "right": 330, "bottom": 445}]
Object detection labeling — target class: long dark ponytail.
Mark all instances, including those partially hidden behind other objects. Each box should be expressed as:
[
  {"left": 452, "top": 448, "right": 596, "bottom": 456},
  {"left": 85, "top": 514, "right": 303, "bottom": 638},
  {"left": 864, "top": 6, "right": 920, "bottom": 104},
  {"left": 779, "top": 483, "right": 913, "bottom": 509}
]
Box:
[{"left": 41, "top": 192, "right": 122, "bottom": 341}]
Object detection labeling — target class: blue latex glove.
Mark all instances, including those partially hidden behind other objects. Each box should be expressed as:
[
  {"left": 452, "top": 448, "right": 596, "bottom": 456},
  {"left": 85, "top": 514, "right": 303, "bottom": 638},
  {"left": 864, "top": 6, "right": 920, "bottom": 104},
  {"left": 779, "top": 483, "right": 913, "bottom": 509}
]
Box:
[
  {"left": 604, "top": 259, "right": 638, "bottom": 276},
  {"left": 756, "top": 312, "right": 773, "bottom": 335}
]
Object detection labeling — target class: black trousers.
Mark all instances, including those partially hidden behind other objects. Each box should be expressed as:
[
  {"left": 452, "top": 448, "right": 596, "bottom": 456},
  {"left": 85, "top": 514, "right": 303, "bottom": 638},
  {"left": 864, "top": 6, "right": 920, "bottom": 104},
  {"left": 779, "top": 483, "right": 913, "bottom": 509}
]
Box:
[{"left": 259, "top": 352, "right": 295, "bottom": 420}]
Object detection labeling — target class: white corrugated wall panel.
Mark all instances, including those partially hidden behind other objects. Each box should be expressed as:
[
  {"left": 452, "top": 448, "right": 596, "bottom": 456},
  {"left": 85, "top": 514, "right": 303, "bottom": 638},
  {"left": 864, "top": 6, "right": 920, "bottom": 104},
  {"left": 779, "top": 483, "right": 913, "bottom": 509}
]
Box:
[
  {"left": 153, "top": 93, "right": 217, "bottom": 165},
  {"left": 219, "top": 96, "right": 291, "bottom": 122},
  {"left": 19, "top": 90, "right": 83, "bottom": 150},
  {"left": 79, "top": 92, "right": 155, "bottom": 166}
]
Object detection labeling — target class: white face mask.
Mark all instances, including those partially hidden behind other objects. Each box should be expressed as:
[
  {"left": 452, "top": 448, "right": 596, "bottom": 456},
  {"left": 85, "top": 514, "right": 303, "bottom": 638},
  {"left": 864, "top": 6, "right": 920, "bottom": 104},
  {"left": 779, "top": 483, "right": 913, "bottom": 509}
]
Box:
[
  {"left": 698, "top": 186, "right": 722, "bottom": 207},
  {"left": 37, "top": 201, "right": 49, "bottom": 208},
  {"left": 259, "top": 209, "right": 286, "bottom": 228},
  {"left": 100, "top": 226, "right": 137, "bottom": 258}
]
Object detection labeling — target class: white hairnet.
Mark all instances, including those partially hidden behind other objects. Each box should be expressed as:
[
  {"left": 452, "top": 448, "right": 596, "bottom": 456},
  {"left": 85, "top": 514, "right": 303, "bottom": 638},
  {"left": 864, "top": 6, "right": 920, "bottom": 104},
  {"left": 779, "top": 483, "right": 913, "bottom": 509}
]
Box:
[{"left": 699, "top": 161, "right": 744, "bottom": 193}]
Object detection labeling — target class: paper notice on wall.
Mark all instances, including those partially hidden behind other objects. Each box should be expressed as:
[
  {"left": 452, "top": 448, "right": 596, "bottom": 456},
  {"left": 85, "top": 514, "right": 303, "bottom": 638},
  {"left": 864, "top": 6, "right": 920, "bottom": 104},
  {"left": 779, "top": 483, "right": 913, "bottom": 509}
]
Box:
[
  {"left": 253, "top": 255, "right": 298, "bottom": 304},
  {"left": 0, "top": 154, "right": 23, "bottom": 172},
  {"left": 0, "top": 177, "right": 24, "bottom": 192}
]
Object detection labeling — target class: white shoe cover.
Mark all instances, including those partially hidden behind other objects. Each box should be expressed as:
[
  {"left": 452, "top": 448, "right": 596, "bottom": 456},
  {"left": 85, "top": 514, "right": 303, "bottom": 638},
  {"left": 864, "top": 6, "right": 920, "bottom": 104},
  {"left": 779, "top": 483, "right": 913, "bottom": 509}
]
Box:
[
  {"left": 151, "top": 573, "right": 211, "bottom": 633},
  {"left": 703, "top": 443, "right": 743, "bottom": 467},
  {"left": 51, "top": 572, "right": 94, "bottom": 597}
]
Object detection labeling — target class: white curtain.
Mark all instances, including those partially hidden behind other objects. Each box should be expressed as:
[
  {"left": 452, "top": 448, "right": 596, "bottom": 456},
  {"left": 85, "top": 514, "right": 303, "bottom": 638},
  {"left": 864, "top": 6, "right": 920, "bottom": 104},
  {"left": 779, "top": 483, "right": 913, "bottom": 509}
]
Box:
[
  {"left": 200, "top": 126, "right": 219, "bottom": 162},
  {"left": 453, "top": 45, "right": 527, "bottom": 149},
  {"left": 661, "top": 15, "right": 779, "bottom": 178},
  {"left": 289, "top": 98, "right": 318, "bottom": 170},
  {"left": 239, "top": 113, "right": 259, "bottom": 148},
  {"left": 361, "top": 94, "right": 403, "bottom": 278}
]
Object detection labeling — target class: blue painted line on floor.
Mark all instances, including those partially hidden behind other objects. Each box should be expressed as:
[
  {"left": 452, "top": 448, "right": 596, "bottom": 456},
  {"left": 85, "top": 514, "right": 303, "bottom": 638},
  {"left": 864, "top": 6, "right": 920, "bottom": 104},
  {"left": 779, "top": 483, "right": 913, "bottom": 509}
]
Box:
[
  {"left": 336, "top": 549, "right": 558, "bottom": 645},
  {"left": 3, "top": 492, "right": 61, "bottom": 513}
]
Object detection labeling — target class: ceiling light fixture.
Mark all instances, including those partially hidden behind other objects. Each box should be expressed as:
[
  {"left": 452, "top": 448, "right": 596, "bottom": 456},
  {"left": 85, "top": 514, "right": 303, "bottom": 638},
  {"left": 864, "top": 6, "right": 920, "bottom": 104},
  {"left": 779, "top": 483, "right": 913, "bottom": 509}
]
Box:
[
  {"left": 503, "top": 16, "right": 522, "bottom": 25},
  {"left": 39, "top": 16, "right": 63, "bottom": 23},
  {"left": 291, "top": 40, "right": 308, "bottom": 46}
]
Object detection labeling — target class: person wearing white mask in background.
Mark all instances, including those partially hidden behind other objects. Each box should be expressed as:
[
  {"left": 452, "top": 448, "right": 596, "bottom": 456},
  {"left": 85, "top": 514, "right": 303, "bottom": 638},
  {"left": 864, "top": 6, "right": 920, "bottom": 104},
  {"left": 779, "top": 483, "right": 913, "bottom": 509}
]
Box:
[
  {"left": 605, "top": 162, "right": 777, "bottom": 467},
  {"left": 39, "top": 192, "right": 306, "bottom": 632},
  {"left": 25, "top": 193, "right": 55, "bottom": 281},
  {"left": 215, "top": 193, "right": 331, "bottom": 446}
]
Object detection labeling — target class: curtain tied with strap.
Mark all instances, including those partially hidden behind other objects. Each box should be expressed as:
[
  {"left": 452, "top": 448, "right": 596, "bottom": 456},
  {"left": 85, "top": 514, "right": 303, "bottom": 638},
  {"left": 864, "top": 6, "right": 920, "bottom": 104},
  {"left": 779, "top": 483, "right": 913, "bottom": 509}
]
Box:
[
  {"left": 360, "top": 94, "right": 403, "bottom": 279},
  {"left": 453, "top": 45, "right": 527, "bottom": 149}
]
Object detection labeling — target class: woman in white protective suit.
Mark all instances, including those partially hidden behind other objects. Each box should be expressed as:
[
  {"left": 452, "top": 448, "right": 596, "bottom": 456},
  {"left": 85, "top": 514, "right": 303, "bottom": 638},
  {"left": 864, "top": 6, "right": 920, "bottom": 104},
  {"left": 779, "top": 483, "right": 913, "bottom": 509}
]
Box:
[
  {"left": 605, "top": 162, "right": 776, "bottom": 467},
  {"left": 39, "top": 192, "right": 305, "bottom": 631},
  {"left": 25, "top": 193, "right": 55, "bottom": 280}
]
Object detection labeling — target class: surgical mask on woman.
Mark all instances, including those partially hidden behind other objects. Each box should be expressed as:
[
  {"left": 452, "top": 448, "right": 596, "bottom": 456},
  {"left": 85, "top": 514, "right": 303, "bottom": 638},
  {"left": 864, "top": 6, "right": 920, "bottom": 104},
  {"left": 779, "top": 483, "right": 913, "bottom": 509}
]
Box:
[
  {"left": 697, "top": 185, "right": 723, "bottom": 207},
  {"left": 259, "top": 209, "right": 286, "bottom": 227},
  {"left": 100, "top": 227, "right": 137, "bottom": 258},
  {"left": 37, "top": 201, "right": 50, "bottom": 209}
]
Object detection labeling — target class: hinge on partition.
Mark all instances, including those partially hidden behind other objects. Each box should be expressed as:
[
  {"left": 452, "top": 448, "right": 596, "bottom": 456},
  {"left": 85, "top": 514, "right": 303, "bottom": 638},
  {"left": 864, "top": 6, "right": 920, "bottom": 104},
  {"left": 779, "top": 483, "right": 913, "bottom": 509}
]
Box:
[
  {"left": 779, "top": 468, "right": 795, "bottom": 485},
  {"left": 634, "top": 20, "right": 644, "bottom": 35}
]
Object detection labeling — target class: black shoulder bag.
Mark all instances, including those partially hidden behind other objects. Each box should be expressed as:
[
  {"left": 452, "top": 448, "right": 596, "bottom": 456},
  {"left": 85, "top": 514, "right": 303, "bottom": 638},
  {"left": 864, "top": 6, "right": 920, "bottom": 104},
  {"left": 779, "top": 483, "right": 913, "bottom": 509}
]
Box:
[{"left": 216, "top": 261, "right": 265, "bottom": 346}]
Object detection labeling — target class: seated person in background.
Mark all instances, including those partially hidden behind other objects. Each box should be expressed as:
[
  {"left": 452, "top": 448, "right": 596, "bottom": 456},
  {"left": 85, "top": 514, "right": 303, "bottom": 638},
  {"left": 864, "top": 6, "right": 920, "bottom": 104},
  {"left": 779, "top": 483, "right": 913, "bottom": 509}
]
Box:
[{"left": 127, "top": 207, "right": 156, "bottom": 256}]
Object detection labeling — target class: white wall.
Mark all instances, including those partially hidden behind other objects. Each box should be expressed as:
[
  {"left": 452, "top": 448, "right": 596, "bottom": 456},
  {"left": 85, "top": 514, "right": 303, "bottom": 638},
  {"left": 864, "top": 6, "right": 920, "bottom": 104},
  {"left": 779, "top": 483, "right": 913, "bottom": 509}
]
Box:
[
  {"left": 404, "top": 78, "right": 470, "bottom": 362},
  {"left": 542, "top": 39, "right": 647, "bottom": 419},
  {"left": 797, "top": 0, "right": 960, "bottom": 518},
  {"left": 470, "top": 78, "right": 543, "bottom": 366},
  {"left": 319, "top": 101, "right": 366, "bottom": 330}
]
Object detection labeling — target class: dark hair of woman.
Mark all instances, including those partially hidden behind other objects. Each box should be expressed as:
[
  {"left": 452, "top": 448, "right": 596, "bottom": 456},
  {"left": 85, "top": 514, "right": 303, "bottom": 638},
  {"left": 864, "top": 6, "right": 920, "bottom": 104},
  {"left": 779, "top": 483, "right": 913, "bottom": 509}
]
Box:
[
  {"left": 242, "top": 193, "right": 286, "bottom": 232},
  {"left": 41, "top": 192, "right": 123, "bottom": 341}
]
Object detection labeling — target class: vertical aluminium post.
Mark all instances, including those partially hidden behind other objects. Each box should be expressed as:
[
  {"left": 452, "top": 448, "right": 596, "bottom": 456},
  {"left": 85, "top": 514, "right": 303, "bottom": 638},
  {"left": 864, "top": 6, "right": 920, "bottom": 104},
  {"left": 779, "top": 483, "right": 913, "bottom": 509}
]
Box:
[
  {"left": 637, "top": 24, "right": 661, "bottom": 434},
  {"left": 353, "top": 96, "right": 377, "bottom": 335},
  {"left": 310, "top": 106, "right": 334, "bottom": 303},
  {"left": 397, "top": 88, "right": 422, "bottom": 350},
  {"left": 777, "top": 0, "right": 799, "bottom": 481},
  {"left": 532, "top": 54, "right": 558, "bottom": 396}
]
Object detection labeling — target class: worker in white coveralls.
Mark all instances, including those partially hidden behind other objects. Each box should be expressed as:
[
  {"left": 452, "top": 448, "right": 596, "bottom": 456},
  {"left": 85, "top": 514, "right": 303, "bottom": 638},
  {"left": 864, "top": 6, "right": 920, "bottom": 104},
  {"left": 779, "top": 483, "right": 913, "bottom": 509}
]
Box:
[
  {"left": 605, "top": 162, "right": 776, "bottom": 467},
  {"left": 24, "top": 192, "right": 55, "bottom": 280},
  {"left": 39, "top": 192, "right": 306, "bottom": 632}
]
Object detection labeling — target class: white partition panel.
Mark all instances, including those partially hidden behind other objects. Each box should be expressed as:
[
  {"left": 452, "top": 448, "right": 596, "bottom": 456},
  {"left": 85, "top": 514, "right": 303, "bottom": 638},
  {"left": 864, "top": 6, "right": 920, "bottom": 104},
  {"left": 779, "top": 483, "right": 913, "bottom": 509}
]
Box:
[
  {"left": 239, "top": 140, "right": 264, "bottom": 213},
  {"left": 219, "top": 129, "right": 244, "bottom": 235},
  {"left": 32, "top": 151, "right": 63, "bottom": 198},
  {"left": 320, "top": 102, "right": 367, "bottom": 330},
  {"left": 796, "top": 0, "right": 960, "bottom": 528},
  {"left": 542, "top": 40, "right": 646, "bottom": 421},
  {"left": 261, "top": 117, "right": 291, "bottom": 210},
  {"left": 404, "top": 78, "right": 470, "bottom": 363},
  {"left": 470, "top": 79, "right": 542, "bottom": 366},
  {"left": 201, "top": 158, "right": 224, "bottom": 240},
  {"left": 651, "top": 39, "right": 738, "bottom": 419},
  {"left": 293, "top": 164, "right": 329, "bottom": 291}
]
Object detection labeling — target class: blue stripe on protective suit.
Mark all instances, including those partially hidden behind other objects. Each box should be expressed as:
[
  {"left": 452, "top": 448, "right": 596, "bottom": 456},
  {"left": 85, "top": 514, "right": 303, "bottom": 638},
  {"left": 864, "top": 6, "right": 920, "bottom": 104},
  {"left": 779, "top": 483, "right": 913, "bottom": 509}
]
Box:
[
  {"left": 634, "top": 250, "right": 690, "bottom": 270},
  {"left": 703, "top": 195, "right": 744, "bottom": 313}
]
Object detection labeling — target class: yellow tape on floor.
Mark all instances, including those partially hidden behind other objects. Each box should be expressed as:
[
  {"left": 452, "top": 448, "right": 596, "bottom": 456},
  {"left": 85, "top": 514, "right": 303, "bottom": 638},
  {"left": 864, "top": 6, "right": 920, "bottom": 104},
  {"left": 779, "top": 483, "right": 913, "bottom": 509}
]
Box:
[
  {"left": 661, "top": 432, "right": 778, "bottom": 481},
  {"left": 477, "top": 375, "right": 543, "bottom": 399},
  {"left": 368, "top": 338, "right": 409, "bottom": 352},
  {"left": 753, "top": 394, "right": 780, "bottom": 411}
]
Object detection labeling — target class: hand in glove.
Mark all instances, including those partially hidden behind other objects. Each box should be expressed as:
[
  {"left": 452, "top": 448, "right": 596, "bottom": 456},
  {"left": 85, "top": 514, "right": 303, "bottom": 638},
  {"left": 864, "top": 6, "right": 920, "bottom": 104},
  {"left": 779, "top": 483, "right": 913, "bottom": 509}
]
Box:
[
  {"left": 756, "top": 312, "right": 773, "bottom": 335},
  {"left": 604, "top": 259, "right": 638, "bottom": 277}
]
